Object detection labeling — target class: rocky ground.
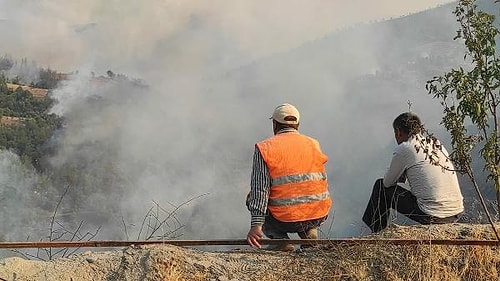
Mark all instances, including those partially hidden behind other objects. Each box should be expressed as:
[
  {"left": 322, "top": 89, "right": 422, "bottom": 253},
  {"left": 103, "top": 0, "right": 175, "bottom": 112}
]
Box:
[{"left": 0, "top": 223, "right": 500, "bottom": 280}]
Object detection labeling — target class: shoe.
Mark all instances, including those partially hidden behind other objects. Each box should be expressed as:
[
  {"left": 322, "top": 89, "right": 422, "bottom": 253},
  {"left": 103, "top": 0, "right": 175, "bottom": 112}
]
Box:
[
  {"left": 298, "top": 228, "right": 318, "bottom": 249},
  {"left": 266, "top": 243, "right": 295, "bottom": 252},
  {"left": 298, "top": 228, "right": 318, "bottom": 239}
]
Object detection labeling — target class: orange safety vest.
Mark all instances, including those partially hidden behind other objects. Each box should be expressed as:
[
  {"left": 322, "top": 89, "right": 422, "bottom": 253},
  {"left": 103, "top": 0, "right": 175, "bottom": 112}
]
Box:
[{"left": 257, "top": 131, "right": 331, "bottom": 222}]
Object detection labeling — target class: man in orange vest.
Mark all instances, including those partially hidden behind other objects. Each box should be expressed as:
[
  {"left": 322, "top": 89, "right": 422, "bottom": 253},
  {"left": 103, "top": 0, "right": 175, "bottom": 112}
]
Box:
[{"left": 246, "top": 103, "right": 332, "bottom": 251}]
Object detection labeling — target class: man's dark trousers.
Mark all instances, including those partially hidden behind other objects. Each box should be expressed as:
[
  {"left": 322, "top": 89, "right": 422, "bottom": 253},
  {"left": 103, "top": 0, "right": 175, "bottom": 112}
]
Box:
[{"left": 362, "top": 178, "right": 460, "bottom": 232}]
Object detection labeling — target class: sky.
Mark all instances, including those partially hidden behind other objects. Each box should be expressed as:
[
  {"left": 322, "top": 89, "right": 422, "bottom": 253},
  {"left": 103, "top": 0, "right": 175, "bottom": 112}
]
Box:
[{"left": 0, "top": 0, "right": 464, "bottom": 245}]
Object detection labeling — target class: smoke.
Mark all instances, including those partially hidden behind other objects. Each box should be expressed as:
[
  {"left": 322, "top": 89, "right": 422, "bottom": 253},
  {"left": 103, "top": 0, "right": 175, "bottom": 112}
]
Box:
[
  {"left": 0, "top": 0, "right": 454, "bottom": 73},
  {"left": 0, "top": 151, "right": 52, "bottom": 241},
  {"left": 0, "top": 0, "right": 466, "bottom": 242}
]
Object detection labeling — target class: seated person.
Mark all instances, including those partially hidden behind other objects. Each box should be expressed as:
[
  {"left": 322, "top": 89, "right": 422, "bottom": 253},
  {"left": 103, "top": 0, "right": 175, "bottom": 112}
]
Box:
[{"left": 362, "top": 112, "right": 464, "bottom": 232}]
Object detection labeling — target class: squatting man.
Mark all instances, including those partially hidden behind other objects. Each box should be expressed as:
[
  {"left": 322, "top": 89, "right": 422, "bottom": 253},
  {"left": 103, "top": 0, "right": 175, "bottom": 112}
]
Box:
[{"left": 246, "top": 103, "right": 331, "bottom": 251}]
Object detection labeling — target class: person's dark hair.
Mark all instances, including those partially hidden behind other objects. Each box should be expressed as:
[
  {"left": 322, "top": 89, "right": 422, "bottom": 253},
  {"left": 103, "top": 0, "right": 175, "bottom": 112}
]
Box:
[
  {"left": 274, "top": 121, "right": 299, "bottom": 131},
  {"left": 393, "top": 112, "right": 423, "bottom": 136}
]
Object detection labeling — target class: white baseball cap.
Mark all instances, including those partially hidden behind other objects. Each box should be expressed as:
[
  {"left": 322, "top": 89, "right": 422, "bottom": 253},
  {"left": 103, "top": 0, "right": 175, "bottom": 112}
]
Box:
[{"left": 270, "top": 103, "right": 300, "bottom": 125}]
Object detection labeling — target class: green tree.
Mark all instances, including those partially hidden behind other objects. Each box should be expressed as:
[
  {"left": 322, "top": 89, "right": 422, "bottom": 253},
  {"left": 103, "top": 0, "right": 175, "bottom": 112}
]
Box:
[
  {"left": 0, "top": 73, "right": 62, "bottom": 169},
  {"left": 36, "top": 68, "right": 59, "bottom": 89},
  {"left": 0, "top": 54, "right": 14, "bottom": 71},
  {"left": 426, "top": 0, "right": 500, "bottom": 224}
]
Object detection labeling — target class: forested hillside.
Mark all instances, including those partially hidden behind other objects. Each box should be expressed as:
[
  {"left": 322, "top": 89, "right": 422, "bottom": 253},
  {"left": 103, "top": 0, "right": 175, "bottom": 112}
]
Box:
[
  {"left": 0, "top": 61, "right": 149, "bottom": 252},
  {"left": 0, "top": 73, "right": 62, "bottom": 169},
  {"left": 0, "top": 0, "right": 498, "bottom": 254}
]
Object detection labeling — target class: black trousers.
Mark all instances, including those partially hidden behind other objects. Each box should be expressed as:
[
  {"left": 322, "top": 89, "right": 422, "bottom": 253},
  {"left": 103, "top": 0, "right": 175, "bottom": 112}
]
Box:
[
  {"left": 263, "top": 212, "right": 328, "bottom": 239},
  {"left": 362, "top": 178, "right": 461, "bottom": 233}
]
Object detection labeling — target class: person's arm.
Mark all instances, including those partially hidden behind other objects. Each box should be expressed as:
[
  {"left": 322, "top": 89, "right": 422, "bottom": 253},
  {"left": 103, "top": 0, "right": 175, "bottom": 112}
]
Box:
[
  {"left": 246, "top": 146, "right": 271, "bottom": 248},
  {"left": 383, "top": 145, "right": 407, "bottom": 187},
  {"left": 397, "top": 170, "right": 407, "bottom": 183}
]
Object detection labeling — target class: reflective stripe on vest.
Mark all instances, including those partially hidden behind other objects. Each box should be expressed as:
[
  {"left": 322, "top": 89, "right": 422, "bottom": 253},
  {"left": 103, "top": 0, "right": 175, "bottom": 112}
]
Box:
[
  {"left": 268, "top": 191, "right": 330, "bottom": 206},
  {"left": 271, "top": 172, "right": 327, "bottom": 186}
]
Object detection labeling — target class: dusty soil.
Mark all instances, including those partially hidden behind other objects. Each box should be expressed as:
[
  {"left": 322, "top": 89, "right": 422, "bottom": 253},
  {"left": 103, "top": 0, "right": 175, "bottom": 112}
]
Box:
[
  {"left": 1, "top": 223, "right": 500, "bottom": 281},
  {"left": 5, "top": 83, "right": 48, "bottom": 98}
]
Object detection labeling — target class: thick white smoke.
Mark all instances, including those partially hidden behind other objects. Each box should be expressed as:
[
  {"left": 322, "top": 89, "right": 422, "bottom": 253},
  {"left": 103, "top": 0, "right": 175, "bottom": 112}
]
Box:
[
  {"left": 0, "top": 0, "right": 462, "bottom": 242},
  {"left": 0, "top": 0, "right": 453, "bottom": 72}
]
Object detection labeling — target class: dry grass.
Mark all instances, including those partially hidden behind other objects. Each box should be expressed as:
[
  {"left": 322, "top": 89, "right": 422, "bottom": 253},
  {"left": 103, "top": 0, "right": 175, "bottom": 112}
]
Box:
[
  {"left": 304, "top": 223, "right": 500, "bottom": 281},
  {"left": 0, "top": 116, "right": 24, "bottom": 126},
  {"left": 147, "top": 224, "right": 500, "bottom": 280},
  {"left": 6, "top": 83, "right": 48, "bottom": 98},
  {"left": 315, "top": 241, "right": 499, "bottom": 280}
]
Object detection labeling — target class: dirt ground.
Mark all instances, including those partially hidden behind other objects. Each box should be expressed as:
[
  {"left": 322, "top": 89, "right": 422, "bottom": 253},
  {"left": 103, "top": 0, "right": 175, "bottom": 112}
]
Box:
[{"left": 1, "top": 223, "right": 500, "bottom": 281}]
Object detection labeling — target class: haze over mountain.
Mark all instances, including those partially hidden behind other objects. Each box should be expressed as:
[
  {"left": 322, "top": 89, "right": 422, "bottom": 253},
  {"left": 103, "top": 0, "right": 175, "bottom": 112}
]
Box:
[
  {"left": 0, "top": 0, "right": 453, "bottom": 73},
  {"left": 0, "top": 0, "right": 497, "bottom": 249}
]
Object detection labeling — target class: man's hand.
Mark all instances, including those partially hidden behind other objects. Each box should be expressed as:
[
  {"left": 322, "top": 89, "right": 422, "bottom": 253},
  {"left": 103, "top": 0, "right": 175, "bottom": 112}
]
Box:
[{"left": 247, "top": 225, "right": 264, "bottom": 248}]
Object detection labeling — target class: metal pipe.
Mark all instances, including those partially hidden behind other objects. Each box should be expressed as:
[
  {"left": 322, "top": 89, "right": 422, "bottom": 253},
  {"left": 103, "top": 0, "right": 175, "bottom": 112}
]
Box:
[{"left": 0, "top": 239, "right": 498, "bottom": 249}]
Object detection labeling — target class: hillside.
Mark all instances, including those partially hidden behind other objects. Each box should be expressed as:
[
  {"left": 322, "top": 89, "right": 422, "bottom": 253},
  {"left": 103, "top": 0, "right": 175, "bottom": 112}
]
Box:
[
  {"left": 0, "top": 223, "right": 499, "bottom": 281},
  {"left": 0, "top": 3, "right": 499, "bottom": 281}
]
